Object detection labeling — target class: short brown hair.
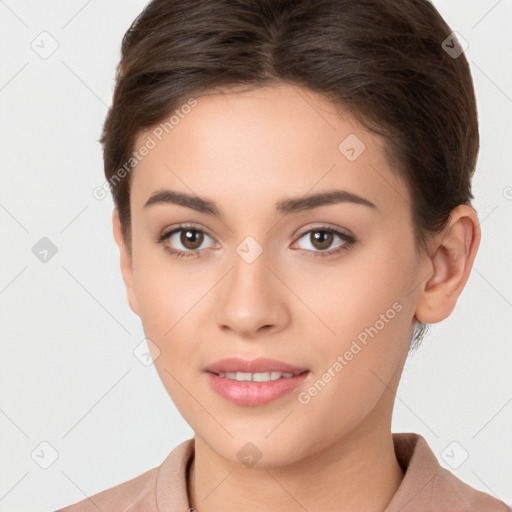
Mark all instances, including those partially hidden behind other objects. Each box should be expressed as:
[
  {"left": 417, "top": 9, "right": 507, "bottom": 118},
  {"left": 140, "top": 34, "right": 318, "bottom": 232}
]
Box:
[{"left": 101, "top": 0, "right": 479, "bottom": 348}]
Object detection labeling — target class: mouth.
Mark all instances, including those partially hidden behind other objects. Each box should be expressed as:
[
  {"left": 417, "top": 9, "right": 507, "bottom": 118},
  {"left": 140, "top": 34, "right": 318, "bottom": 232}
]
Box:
[
  {"left": 211, "top": 370, "right": 307, "bottom": 382},
  {"left": 203, "top": 356, "right": 309, "bottom": 375},
  {"left": 203, "top": 357, "right": 311, "bottom": 406}
]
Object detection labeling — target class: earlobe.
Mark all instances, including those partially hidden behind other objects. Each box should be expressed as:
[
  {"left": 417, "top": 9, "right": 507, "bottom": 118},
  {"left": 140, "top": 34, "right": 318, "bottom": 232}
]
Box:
[
  {"left": 415, "top": 205, "right": 481, "bottom": 324},
  {"left": 112, "top": 207, "right": 140, "bottom": 317}
]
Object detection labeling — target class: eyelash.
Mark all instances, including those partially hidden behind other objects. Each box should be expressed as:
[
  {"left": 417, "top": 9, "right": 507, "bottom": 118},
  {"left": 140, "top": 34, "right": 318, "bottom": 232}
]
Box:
[{"left": 155, "top": 223, "right": 356, "bottom": 260}]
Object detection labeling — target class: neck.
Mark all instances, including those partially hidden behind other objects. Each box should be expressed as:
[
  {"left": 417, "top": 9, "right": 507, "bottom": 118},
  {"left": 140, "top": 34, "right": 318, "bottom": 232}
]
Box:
[{"left": 187, "top": 419, "right": 404, "bottom": 512}]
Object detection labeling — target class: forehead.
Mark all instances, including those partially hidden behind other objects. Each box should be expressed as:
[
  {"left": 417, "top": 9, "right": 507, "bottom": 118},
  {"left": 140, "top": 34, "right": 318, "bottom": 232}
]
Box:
[{"left": 130, "top": 83, "right": 408, "bottom": 215}]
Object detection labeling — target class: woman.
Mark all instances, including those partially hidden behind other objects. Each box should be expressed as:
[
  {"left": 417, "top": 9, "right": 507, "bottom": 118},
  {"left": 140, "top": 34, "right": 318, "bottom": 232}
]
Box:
[{"left": 56, "top": 0, "right": 510, "bottom": 510}]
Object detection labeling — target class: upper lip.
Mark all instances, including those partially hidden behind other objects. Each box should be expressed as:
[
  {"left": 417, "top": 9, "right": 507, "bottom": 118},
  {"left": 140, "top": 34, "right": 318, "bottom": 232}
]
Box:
[{"left": 203, "top": 357, "right": 309, "bottom": 374}]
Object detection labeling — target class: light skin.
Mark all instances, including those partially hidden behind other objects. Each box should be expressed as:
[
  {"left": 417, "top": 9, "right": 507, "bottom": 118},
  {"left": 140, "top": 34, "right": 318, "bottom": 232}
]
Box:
[{"left": 112, "top": 83, "right": 480, "bottom": 512}]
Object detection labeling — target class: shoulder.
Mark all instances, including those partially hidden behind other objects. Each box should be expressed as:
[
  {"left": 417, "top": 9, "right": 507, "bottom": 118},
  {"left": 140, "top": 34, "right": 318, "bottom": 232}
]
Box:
[
  {"left": 390, "top": 433, "right": 511, "bottom": 512},
  {"left": 54, "top": 466, "right": 159, "bottom": 512},
  {"left": 54, "top": 439, "right": 195, "bottom": 512}
]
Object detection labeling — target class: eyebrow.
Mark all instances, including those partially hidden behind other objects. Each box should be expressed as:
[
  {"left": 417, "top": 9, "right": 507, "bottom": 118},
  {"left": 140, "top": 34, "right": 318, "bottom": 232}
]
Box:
[{"left": 143, "top": 188, "right": 377, "bottom": 217}]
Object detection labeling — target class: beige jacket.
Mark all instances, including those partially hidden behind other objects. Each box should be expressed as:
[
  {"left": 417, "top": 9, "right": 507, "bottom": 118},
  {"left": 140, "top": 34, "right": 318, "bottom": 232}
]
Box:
[{"left": 56, "top": 433, "right": 510, "bottom": 511}]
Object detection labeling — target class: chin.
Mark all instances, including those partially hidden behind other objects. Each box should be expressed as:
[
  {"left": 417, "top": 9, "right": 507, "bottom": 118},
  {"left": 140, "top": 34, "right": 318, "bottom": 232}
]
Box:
[{"left": 198, "top": 428, "right": 313, "bottom": 468}]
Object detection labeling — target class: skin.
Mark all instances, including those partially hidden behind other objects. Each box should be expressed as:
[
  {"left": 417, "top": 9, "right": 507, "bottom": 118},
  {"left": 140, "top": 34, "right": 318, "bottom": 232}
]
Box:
[{"left": 112, "top": 83, "right": 480, "bottom": 512}]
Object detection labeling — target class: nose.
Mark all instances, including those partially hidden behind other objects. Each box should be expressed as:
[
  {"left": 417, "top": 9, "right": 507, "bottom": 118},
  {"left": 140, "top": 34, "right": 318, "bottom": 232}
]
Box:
[{"left": 215, "top": 249, "right": 291, "bottom": 339}]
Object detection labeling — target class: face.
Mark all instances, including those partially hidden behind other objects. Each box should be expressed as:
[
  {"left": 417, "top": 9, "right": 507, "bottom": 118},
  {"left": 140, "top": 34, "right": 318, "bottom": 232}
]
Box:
[{"left": 117, "top": 83, "right": 428, "bottom": 466}]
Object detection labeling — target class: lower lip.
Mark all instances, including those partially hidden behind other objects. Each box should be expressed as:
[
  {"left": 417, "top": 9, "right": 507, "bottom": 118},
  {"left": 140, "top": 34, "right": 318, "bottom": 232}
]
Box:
[{"left": 205, "top": 371, "right": 311, "bottom": 406}]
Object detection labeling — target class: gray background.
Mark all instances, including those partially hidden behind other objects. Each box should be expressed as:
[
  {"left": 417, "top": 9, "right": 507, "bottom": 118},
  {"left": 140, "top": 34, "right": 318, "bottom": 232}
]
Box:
[{"left": 1, "top": 1, "right": 511, "bottom": 510}]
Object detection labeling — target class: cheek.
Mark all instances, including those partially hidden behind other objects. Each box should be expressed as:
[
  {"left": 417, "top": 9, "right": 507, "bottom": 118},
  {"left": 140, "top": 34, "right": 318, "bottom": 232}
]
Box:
[
  {"left": 132, "top": 264, "right": 201, "bottom": 412},
  {"left": 292, "top": 243, "right": 415, "bottom": 414},
  {"left": 132, "top": 245, "right": 209, "bottom": 338},
  {"left": 293, "top": 298, "right": 410, "bottom": 455},
  {"left": 130, "top": 251, "right": 208, "bottom": 387},
  {"left": 291, "top": 235, "right": 416, "bottom": 347}
]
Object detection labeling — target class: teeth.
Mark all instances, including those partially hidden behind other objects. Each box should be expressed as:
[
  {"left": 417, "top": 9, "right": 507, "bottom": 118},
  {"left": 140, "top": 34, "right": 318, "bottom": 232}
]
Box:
[{"left": 217, "top": 371, "right": 298, "bottom": 382}]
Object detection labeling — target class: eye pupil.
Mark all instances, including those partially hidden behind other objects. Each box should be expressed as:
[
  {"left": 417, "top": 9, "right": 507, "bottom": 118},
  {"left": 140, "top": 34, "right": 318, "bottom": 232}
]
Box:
[
  {"left": 181, "top": 229, "right": 204, "bottom": 249},
  {"left": 312, "top": 230, "right": 333, "bottom": 250}
]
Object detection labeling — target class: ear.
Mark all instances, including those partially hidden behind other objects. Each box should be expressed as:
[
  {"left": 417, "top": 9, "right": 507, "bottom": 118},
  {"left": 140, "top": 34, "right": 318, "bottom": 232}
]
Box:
[
  {"left": 415, "top": 204, "right": 481, "bottom": 324},
  {"left": 112, "top": 207, "right": 140, "bottom": 317}
]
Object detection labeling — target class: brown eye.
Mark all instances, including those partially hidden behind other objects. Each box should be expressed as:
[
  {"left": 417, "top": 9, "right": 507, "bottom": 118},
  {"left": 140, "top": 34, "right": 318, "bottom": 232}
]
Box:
[
  {"left": 158, "top": 225, "right": 216, "bottom": 257},
  {"left": 310, "top": 230, "right": 334, "bottom": 250},
  {"left": 293, "top": 227, "right": 355, "bottom": 258},
  {"left": 180, "top": 229, "right": 204, "bottom": 250}
]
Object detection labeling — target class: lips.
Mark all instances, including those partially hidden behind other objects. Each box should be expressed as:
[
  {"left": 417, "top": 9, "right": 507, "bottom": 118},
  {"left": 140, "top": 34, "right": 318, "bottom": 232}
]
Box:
[
  {"left": 206, "top": 371, "right": 311, "bottom": 406},
  {"left": 203, "top": 357, "right": 308, "bottom": 375},
  {"left": 203, "top": 357, "right": 311, "bottom": 406}
]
